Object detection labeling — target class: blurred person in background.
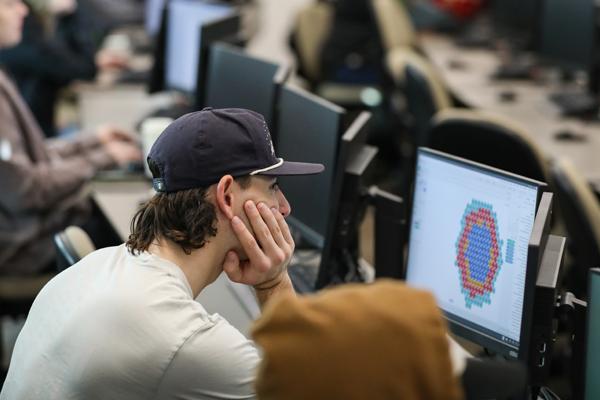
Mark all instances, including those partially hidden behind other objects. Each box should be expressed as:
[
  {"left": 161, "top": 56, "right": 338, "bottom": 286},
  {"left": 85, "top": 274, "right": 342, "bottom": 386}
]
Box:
[
  {"left": 0, "top": 0, "right": 130, "bottom": 137},
  {"left": 0, "top": 0, "right": 141, "bottom": 276}
]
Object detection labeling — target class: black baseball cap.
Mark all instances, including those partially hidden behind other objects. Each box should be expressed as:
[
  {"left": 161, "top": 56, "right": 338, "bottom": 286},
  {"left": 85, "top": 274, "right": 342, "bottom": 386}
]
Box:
[{"left": 147, "top": 108, "right": 324, "bottom": 193}]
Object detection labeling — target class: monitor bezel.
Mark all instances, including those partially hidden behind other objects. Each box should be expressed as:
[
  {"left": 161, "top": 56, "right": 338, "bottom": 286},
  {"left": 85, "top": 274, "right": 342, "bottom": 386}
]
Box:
[{"left": 406, "top": 147, "right": 547, "bottom": 360}]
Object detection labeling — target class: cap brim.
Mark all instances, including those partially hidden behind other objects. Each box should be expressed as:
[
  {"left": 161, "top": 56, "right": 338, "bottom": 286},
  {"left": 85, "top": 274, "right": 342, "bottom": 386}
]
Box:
[{"left": 257, "top": 160, "right": 324, "bottom": 176}]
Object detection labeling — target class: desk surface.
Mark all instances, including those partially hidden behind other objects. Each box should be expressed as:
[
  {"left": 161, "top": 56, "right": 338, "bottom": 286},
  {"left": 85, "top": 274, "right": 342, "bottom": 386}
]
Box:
[{"left": 420, "top": 33, "right": 600, "bottom": 189}]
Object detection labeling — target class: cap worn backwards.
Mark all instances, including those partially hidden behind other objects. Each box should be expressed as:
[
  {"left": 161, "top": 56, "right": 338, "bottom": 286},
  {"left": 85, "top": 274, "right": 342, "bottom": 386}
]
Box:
[{"left": 147, "top": 107, "right": 324, "bottom": 193}]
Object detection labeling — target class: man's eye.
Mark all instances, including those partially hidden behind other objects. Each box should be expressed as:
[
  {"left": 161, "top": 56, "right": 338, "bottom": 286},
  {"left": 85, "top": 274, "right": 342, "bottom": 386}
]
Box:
[{"left": 270, "top": 182, "right": 279, "bottom": 191}]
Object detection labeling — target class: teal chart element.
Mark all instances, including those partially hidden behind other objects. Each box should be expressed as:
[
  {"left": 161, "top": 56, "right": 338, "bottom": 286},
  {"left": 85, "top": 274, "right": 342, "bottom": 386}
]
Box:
[{"left": 455, "top": 200, "right": 503, "bottom": 308}]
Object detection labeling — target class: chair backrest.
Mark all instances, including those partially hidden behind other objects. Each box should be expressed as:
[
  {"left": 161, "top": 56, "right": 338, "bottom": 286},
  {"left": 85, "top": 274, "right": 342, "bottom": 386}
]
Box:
[
  {"left": 551, "top": 158, "right": 600, "bottom": 295},
  {"left": 53, "top": 226, "right": 96, "bottom": 269},
  {"left": 293, "top": 2, "right": 334, "bottom": 82},
  {"left": 387, "top": 48, "right": 451, "bottom": 146},
  {"left": 370, "top": 0, "right": 416, "bottom": 51},
  {"left": 429, "top": 109, "right": 551, "bottom": 184}
]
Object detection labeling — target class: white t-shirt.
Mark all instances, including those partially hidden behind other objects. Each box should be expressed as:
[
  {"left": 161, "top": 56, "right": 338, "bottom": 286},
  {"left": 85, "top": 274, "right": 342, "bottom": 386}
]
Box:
[{"left": 1, "top": 245, "right": 260, "bottom": 400}]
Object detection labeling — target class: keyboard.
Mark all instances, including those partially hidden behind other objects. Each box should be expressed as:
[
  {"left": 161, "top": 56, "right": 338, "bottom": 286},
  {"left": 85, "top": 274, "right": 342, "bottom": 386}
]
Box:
[
  {"left": 550, "top": 92, "right": 599, "bottom": 117},
  {"left": 288, "top": 249, "right": 321, "bottom": 294},
  {"left": 288, "top": 263, "right": 319, "bottom": 294}
]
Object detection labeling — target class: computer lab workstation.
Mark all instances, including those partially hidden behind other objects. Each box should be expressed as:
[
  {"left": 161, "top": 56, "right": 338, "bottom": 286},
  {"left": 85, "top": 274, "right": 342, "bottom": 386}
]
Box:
[{"left": 2, "top": 0, "right": 600, "bottom": 399}]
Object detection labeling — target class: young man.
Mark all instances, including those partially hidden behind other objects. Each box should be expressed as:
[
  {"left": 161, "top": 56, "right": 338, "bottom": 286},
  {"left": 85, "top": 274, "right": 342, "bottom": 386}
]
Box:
[{"left": 1, "top": 108, "right": 324, "bottom": 399}]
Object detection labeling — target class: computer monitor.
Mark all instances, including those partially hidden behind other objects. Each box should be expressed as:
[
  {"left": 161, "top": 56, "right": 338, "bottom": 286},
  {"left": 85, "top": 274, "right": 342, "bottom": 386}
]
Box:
[
  {"left": 492, "top": 0, "right": 541, "bottom": 49},
  {"left": 405, "top": 148, "right": 546, "bottom": 359},
  {"left": 584, "top": 268, "right": 600, "bottom": 400},
  {"left": 164, "top": 0, "right": 237, "bottom": 98},
  {"left": 204, "top": 43, "right": 290, "bottom": 130},
  {"left": 145, "top": 0, "right": 166, "bottom": 37},
  {"left": 275, "top": 85, "right": 345, "bottom": 249},
  {"left": 539, "top": 0, "right": 596, "bottom": 72},
  {"left": 315, "top": 112, "right": 376, "bottom": 289},
  {"left": 147, "top": 2, "right": 169, "bottom": 94}
]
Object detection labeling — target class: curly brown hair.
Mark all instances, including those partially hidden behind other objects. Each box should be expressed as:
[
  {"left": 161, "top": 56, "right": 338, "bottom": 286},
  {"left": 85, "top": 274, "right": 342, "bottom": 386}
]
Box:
[{"left": 126, "top": 177, "right": 250, "bottom": 255}]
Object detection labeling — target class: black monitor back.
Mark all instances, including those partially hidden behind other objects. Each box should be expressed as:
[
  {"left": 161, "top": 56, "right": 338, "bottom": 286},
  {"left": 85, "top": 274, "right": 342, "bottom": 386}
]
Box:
[
  {"left": 194, "top": 14, "right": 241, "bottom": 107},
  {"left": 276, "top": 85, "right": 345, "bottom": 249},
  {"left": 492, "top": 0, "right": 541, "bottom": 49},
  {"left": 539, "top": 0, "right": 596, "bottom": 72},
  {"left": 316, "top": 112, "right": 374, "bottom": 289},
  {"left": 204, "top": 43, "right": 289, "bottom": 130},
  {"left": 147, "top": 2, "right": 169, "bottom": 94}
]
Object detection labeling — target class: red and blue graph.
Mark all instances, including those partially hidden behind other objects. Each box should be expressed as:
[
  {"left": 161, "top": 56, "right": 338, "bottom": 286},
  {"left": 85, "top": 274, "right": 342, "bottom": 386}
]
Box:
[{"left": 455, "top": 200, "right": 503, "bottom": 308}]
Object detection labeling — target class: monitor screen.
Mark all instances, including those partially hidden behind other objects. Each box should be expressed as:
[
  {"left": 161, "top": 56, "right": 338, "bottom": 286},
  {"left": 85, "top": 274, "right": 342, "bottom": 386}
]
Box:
[
  {"left": 165, "top": 0, "right": 234, "bottom": 93},
  {"left": 406, "top": 148, "right": 540, "bottom": 357},
  {"left": 539, "top": 0, "right": 595, "bottom": 71},
  {"left": 276, "top": 86, "right": 344, "bottom": 248},
  {"left": 585, "top": 269, "right": 600, "bottom": 400},
  {"left": 205, "top": 44, "right": 282, "bottom": 127},
  {"left": 145, "top": 0, "right": 166, "bottom": 37}
]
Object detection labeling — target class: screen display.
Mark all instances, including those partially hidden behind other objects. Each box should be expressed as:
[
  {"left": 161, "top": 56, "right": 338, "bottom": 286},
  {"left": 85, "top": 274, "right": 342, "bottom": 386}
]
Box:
[
  {"left": 165, "top": 0, "right": 233, "bottom": 93},
  {"left": 145, "top": 0, "right": 166, "bottom": 36},
  {"left": 406, "top": 149, "right": 539, "bottom": 354},
  {"left": 585, "top": 270, "right": 600, "bottom": 400}
]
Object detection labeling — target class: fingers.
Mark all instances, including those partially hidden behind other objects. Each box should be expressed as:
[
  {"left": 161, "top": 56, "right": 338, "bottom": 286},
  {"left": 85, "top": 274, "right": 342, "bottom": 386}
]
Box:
[
  {"left": 230, "top": 215, "right": 269, "bottom": 272},
  {"left": 244, "top": 201, "right": 286, "bottom": 265},
  {"left": 257, "top": 203, "right": 286, "bottom": 249},
  {"left": 271, "top": 205, "right": 294, "bottom": 247}
]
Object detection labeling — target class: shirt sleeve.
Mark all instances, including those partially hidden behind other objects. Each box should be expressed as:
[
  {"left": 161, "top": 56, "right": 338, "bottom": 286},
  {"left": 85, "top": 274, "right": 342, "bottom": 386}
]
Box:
[{"left": 154, "top": 317, "right": 260, "bottom": 400}]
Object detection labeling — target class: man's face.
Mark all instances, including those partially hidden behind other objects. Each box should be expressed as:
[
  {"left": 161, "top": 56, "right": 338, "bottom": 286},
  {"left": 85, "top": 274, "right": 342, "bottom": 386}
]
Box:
[
  {"left": 227, "top": 176, "right": 291, "bottom": 258},
  {"left": 0, "top": 0, "right": 28, "bottom": 49}
]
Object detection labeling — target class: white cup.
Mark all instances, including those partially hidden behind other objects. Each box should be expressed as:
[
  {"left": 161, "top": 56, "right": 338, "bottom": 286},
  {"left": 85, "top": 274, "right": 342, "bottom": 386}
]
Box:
[{"left": 140, "top": 117, "right": 173, "bottom": 178}]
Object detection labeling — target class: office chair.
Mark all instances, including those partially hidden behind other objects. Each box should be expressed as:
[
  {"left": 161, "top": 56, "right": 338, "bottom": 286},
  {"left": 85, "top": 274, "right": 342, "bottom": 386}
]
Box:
[
  {"left": 293, "top": 1, "right": 334, "bottom": 85},
  {"left": 428, "top": 109, "right": 551, "bottom": 184},
  {"left": 292, "top": 2, "right": 379, "bottom": 107},
  {"left": 369, "top": 0, "right": 417, "bottom": 51},
  {"left": 551, "top": 158, "right": 600, "bottom": 297},
  {"left": 387, "top": 47, "right": 452, "bottom": 147},
  {"left": 53, "top": 226, "right": 96, "bottom": 271}
]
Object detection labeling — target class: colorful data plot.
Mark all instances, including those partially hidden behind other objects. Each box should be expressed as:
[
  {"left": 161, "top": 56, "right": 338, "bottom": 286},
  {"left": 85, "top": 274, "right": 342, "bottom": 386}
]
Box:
[{"left": 455, "top": 200, "right": 503, "bottom": 309}]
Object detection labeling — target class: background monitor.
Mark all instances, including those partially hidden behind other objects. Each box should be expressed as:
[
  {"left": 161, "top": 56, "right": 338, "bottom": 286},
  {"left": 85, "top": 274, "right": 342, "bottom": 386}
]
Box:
[
  {"left": 492, "top": 0, "right": 541, "bottom": 48},
  {"left": 204, "top": 43, "right": 289, "bottom": 129},
  {"left": 585, "top": 269, "right": 600, "bottom": 400},
  {"left": 276, "top": 85, "right": 345, "bottom": 249},
  {"left": 315, "top": 111, "right": 376, "bottom": 289},
  {"left": 165, "top": 0, "right": 235, "bottom": 94},
  {"left": 145, "top": 0, "right": 166, "bottom": 37},
  {"left": 406, "top": 148, "right": 543, "bottom": 358},
  {"left": 539, "top": 0, "right": 596, "bottom": 71}
]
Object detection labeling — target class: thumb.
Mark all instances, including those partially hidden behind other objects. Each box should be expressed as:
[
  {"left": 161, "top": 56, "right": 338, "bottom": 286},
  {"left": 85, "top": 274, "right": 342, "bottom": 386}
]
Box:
[{"left": 222, "top": 251, "right": 243, "bottom": 283}]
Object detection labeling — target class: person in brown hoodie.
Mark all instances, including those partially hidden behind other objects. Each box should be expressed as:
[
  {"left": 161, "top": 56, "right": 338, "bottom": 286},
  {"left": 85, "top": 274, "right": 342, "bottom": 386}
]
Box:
[
  {"left": 252, "top": 279, "right": 465, "bottom": 400},
  {"left": 0, "top": 0, "right": 141, "bottom": 275}
]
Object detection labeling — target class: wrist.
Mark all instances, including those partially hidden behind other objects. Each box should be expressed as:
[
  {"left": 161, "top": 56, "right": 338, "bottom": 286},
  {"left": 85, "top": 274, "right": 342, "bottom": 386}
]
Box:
[{"left": 253, "top": 271, "right": 289, "bottom": 292}]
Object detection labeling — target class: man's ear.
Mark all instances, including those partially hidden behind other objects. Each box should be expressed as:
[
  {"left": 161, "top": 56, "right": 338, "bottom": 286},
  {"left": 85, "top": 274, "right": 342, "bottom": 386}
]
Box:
[{"left": 216, "top": 175, "right": 236, "bottom": 219}]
